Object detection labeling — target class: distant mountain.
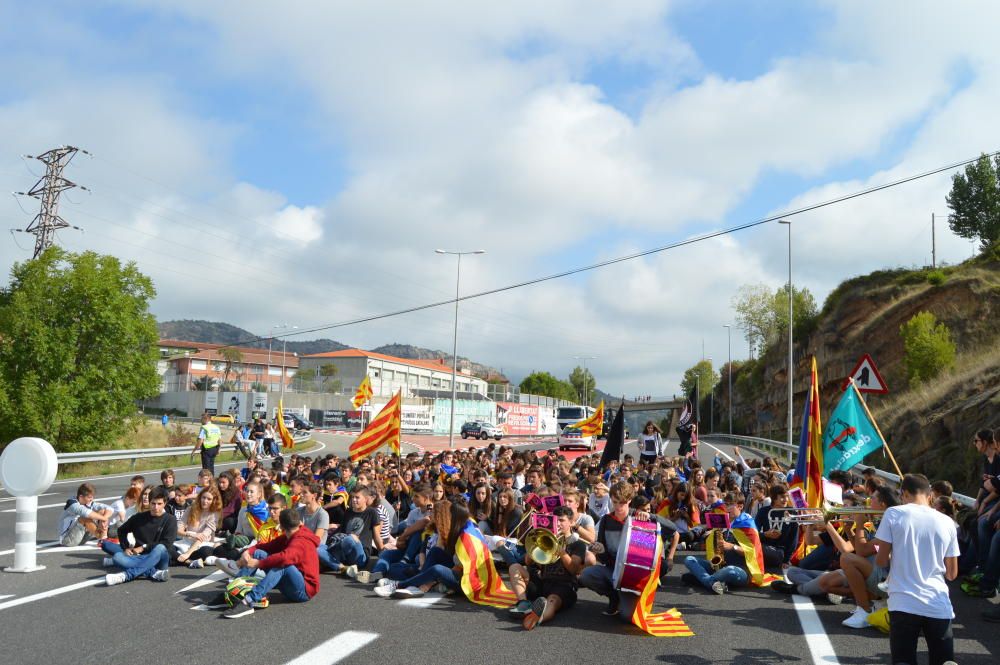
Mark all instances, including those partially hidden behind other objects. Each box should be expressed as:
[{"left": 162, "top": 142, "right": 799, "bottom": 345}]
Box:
[{"left": 157, "top": 319, "right": 349, "bottom": 355}]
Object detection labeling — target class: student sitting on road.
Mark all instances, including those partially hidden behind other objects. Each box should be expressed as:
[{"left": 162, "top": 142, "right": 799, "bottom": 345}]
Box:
[
  {"left": 107, "top": 487, "right": 141, "bottom": 538},
  {"left": 297, "top": 482, "right": 330, "bottom": 554},
  {"left": 175, "top": 484, "right": 222, "bottom": 566},
  {"left": 508, "top": 506, "right": 587, "bottom": 630},
  {"left": 102, "top": 487, "right": 177, "bottom": 585},
  {"left": 320, "top": 486, "right": 383, "bottom": 574},
  {"left": 374, "top": 500, "right": 467, "bottom": 599},
  {"left": 58, "top": 482, "right": 113, "bottom": 546},
  {"left": 223, "top": 508, "right": 321, "bottom": 619},
  {"left": 681, "top": 490, "right": 756, "bottom": 595},
  {"left": 359, "top": 485, "right": 435, "bottom": 584}
]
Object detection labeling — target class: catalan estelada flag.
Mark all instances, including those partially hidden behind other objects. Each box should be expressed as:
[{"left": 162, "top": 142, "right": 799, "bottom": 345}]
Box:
[
  {"left": 276, "top": 399, "right": 295, "bottom": 449},
  {"left": 791, "top": 357, "right": 824, "bottom": 508},
  {"left": 348, "top": 391, "right": 402, "bottom": 461},
  {"left": 352, "top": 375, "right": 373, "bottom": 409},
  {"left": 631, "top": 536, "right": 695, "bottom": 637},
  {"left": 705, "top": 515, "right": 780, "bottom": 587},
  {"left": 456, "top": 521, "right": 516, "bottom": 608},
  {"left": 570, "top": 401, "right": 604, "bottom": 437}
]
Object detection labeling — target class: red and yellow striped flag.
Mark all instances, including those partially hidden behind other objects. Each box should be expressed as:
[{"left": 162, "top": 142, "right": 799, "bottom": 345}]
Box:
[
  {"left": 705, "top": 527, "right": 780, "bottom": 587},
  {"left": 630, "top": 537, "right": 695, "bottom": 637},
  {"left": 570, "top": 401, "right": 604, "bottom": 437},
  {"left": 276, "top": 399, "right": 295, "bottom": 449},
  {"left": 456, "top": 521, "right": 517, "bottom": 608},
  {"left": 348, "top": 391, "right": 401, "bottom": 461},
  {"left": 352, "top": 375, "right": 373, "bottom": 409}
]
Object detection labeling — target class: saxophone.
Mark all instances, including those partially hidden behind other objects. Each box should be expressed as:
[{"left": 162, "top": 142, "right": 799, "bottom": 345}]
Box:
[{"left": 709, "top": 529, "right": 725, "bottom": 571}]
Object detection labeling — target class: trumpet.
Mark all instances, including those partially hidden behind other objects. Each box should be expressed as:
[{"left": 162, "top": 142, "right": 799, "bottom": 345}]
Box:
[{"left": 771, "top": 505, "right": 884, "bottom": 528}]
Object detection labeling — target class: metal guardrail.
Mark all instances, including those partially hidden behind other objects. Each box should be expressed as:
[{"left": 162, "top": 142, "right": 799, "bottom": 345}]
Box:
[
  {"left": 56, "top": 432, "right": 313, "bottom": 466},
  {"left": 702, "top": 434, "right": 976, "bottom": 509}
]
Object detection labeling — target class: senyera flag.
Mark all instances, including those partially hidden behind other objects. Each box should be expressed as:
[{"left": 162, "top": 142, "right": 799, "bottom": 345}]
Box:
[
  {"left": 822, "top": 379, "right": 884, "bottom": 474},
  {"left": 456, "top": 520, "right": 516, "bottom": 608},
  {"left": 570, "top": 401, "right": 604, "bottom": 437},
  {"left": 630, "top": 534, "right": 695, "bottom": 637},
  {"left": 352, "top": 375, "right": 373, "bottom": 409},
  {"left": 790, "top": 357, "right": 824, "bottom": 508},
  {"left": 348, "top": 390, "right": 401, "bottom": 461},
  {"left": 275, "top": 399, "right": 295, "bottom": 450}
]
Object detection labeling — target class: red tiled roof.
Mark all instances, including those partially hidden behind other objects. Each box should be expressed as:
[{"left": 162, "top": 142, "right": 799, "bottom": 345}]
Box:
[{"left": 305, "top": 348, "right": 470, "bottom": 374}]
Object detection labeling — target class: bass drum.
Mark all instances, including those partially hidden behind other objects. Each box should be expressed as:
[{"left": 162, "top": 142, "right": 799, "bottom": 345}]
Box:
[{"left": 612, "top": 516, "right": 660, "bottom": 595}]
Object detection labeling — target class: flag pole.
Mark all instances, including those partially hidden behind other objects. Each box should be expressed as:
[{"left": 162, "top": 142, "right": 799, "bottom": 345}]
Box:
[
  {"left": 850, "top": 379, "right": 903, "bottom": 478},
  {"left": 396, "top": 388, "right": 403, "bottom": 462}
]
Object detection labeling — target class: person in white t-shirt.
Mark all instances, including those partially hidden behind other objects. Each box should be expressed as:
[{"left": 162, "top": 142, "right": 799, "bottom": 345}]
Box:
[{"left": 874, "top": 473, "right": 959, "bottom": 665}]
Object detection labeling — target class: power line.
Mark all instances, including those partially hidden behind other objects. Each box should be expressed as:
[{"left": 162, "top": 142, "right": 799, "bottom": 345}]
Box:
[{"left": 216, "top": 149, "right": 999, "bottom": 351}]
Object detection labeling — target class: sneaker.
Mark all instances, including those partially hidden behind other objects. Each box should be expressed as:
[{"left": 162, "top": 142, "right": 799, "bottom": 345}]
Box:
[
  {"left": 962, "top": 584, "right": 997, "bottom": 598},
  {"left": 432, "top": 582, "right": 450, "bottom": 595},
  {"left": 601, "top": 598, "right": 620, "bottom": 616},
  {"left": 215, "top": 558, "right": 241, "bottom": 578},
  {"left": 356, "top": 570, "right": 381, "bottom": 584},
  {"left": 204, "top": 556, "right": 218, "bottom": 566},
  {"left": 252, "top": 597, "right": 269, "bottom": 609},
  {"left": 188, "top": 560, "right": 205, "bottom": 569},
  {"left": 710, "top": 581, "right": 727, "bottom": 595},
  {"left": 374, "top": 580, "right": 398, "bottom": 598},
  {"left": 344, "top": 564, "right": 359, "bottom": 579},
  {"left": 842, "top": 606, "right": 871, "bottom": 629},
  {"left": 151, "top": 569, "right": 169, "bottom": 582},
  {"left": 531, "top": 596, "right": 548, "bottom": 624},
  {"left": 509, "top": 599, "right": 533, "bottom": 616},
  {"left": 680, "top": 572, "right": 698, "bottom": 586},
  {"left": 826, "top": 593, "right": 845, "bottom": 605},
  {"left": 102, "top": 557, "right": 115, "bottom": 568},
  {"left": 375, "top": 577, "right": 393, "bottom": 588},
  {"left": 223, "top": 601, "right": 255, "bottom": 619},
  {"left": 770, "top": 580, "right": 797, "bottom": 595},
  {"left": 393, "top": 586, "right": 425, "bottom": 598},
  {"left": 105, "top": 572, "right": 127, "bottom": 586}
]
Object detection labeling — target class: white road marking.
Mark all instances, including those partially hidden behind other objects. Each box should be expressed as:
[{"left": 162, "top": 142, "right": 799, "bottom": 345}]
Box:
[
  {"left": 0, "top": 594, "right": 13, "bottom": 600},
  {"left": 1, "top": 496, "right": 117, "bottom": 513},
  {"left": 398, "top": 592, "right": 447, "bottom": 608},
  {"left": 0, "top": 577, "right": 104, "bottom": 612},
  {"left": 284, "top": 631, "right": 379, "bottom": 665},
  {"left": 38, "top": 545, "right": 99, "bottom": 554},
  {"left": 0, "top": 541, "right": 59, "bottom": 557},
  {"left": 700, "top": 440, "right": 734, "bottom": 462},
  {"left": 792, "top": 594, "right": 841, "bottom": 665},
  {"left": 190, "top": 603, "right": 228, "bottom": 611},
  {"left": 175, "top": 569, "right": 227, "bottom": 594},
  {"left": 0, "top": 493, "right": 55, "bottom": 503}
]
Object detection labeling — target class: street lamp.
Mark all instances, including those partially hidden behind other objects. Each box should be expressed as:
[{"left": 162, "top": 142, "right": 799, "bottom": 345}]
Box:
[
  {"left": 274, "top": 323, "right": 298, "bottom": 399},
  {"left": 723, "top": 324, "right": 733, "bottom": 435},
  {"left": 436, "top": 249, "right": 486, "bottom": 449},
  {"left": 573, "top": 355, "right": 597, "bottom": 408},
  {"left": 778, "top": 220, "right": 793, "bottom": 448},
  {"left": 707, "top": 357, "right": 713, "bottom": 434}
]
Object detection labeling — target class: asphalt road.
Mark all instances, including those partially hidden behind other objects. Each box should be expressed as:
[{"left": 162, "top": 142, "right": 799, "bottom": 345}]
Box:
[{"left": 1, "top": 432, "right": 997, "bottom": 665}]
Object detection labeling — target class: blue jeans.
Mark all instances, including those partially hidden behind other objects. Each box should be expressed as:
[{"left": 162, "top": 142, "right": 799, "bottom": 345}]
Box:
[
  {"left": 101, "top": 541, "right": 170, "bottom": 581},
  {"left": 239, "top": 550, "right": 309, "bottom": 603},
  {"left": 684, "top": 556, "right": 749, "bottom": 590},
  {"left": 798, "top": 543, "right": 834, "bottom": 571},
  {"left": 980, "top": 528, "right": 1000, "bottom": 592},
  {"left": 578, "top": 564, "right": 638, "bottom": 624},
  {"left": 396, "top": 547, "right": 460, "bottom": 591},
  {"left": 320, "top": 536, "right": 367, "bottom": 571},
  {"left": 977, "top": 504, "right": 1000, "bottom": 568},
  {"left": 498, "top": 541, "right": 526, "bottom": 566},
  {"left": 372, "top": 545, "right": 419, "bottom": 580}
]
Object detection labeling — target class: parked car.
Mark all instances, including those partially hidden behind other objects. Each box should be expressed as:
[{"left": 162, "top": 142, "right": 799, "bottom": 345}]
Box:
[
  {"left": 210, "top": 413, "right": 236, "bottom": 425},
  {"left": 287, "top": 413, "right": 313, "bottom": 430},
  {"left": 460, "top": 421, "right": 503, "bottom": 441},
  {"left": 558, "top": 426, "right": 594, "bottom": 451}
]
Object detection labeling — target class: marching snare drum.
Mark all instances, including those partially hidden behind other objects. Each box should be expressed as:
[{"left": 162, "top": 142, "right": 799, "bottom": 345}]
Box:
[{"left": 612, "top": 516, "right": 661, "bottom": 595}]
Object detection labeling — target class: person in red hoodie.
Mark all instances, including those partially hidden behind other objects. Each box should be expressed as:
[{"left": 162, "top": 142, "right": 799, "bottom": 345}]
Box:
[{"left": 224, "top": 508, "right": 320, "bottom": 618}]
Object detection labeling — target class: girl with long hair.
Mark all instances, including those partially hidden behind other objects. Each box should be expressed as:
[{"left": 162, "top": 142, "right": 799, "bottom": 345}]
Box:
[
  {"left": 176, "top": 485, "right": 222, "bottom": 566},
  {"left": 469, "top": 482, "right": 493, "bottom": 534}
]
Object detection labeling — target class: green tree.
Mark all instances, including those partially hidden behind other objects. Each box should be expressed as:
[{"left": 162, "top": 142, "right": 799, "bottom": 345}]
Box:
[
  {"left": 946, "top": 153, "right": 1000, "bottom": 249},
  {"left": 732, "top": 283, "right": 773, "bottom": 356},
  {"left": 192, "top": 375, "right": 215, "bottom": 391},
  {"left": 568, "top": 365, "right": 596, "bottom": 405},
  {"left": 680, "top": 360, "right": 717, "bottom": 400},
  {"left": 218, "top": 347, "right": 243, "bottom": 391},
  {"left": 900, "top": 311, "right": 957, "bottom": 387},
  {"left": 519, "top": 371, "right": 578, "bottom": 402},
  {"left": 772, "top": 284, "right": 819, "bottom": 341},
  {"left": 0, "top": 248, "right": 160, "bottom": 452}
]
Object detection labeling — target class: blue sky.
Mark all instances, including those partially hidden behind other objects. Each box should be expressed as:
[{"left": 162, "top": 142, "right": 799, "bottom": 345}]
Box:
[{"left": 1, "top": 1, "right": 996, "bottom": 393}]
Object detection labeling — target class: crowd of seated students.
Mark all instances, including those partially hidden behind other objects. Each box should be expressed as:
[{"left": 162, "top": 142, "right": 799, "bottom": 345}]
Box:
[{"left": 54, "top": 426, "right": 986, "bottom": 629}]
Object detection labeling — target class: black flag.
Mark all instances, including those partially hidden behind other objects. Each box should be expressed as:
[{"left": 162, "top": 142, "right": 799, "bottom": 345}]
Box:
[
  {"left": 676, "top": 388, "right": 696, "bottom": 456},
  {"left": 599, "top": 401, "right": 625, "bottom": 469}
]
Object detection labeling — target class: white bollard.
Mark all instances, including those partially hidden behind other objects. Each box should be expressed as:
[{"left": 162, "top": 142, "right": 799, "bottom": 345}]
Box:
[{"left": 1, "top": 437, "right": 58, "bottom": 574}]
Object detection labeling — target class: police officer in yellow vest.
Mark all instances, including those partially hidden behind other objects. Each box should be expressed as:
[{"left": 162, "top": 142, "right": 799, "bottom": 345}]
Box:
[{"left": 193, "top": 412, "right": 222, "bottom": 475}]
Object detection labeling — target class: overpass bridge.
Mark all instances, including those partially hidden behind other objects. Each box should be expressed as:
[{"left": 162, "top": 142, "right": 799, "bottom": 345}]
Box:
[{"left": 616, "top": 398, "right": 686, "bottom": 434}]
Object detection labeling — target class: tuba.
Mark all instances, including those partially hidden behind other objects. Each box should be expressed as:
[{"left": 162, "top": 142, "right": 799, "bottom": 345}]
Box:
[
  {"left": 709, "top": 528, "right": 725, "bottom": 571},
  {"left": 525, "top": 527, "right": 566, "bottom": 565}
]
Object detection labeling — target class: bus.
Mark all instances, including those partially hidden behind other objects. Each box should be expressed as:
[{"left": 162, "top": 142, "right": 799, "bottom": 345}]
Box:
[{"left": 555, "top": 405, "right": 595, "bottom": 434}]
